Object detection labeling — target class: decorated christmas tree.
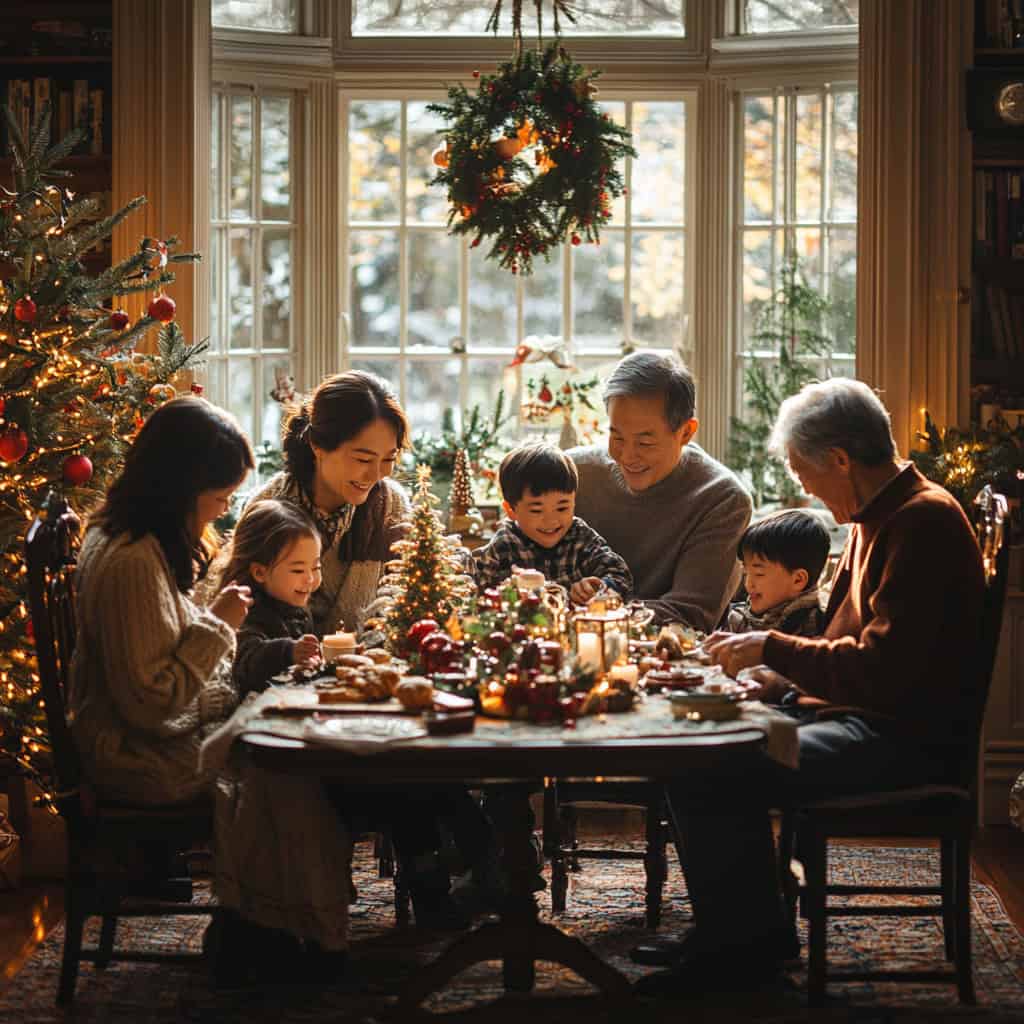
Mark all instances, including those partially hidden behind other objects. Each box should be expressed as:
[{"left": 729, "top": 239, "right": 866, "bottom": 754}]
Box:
[
  {"left": 0, "top": 106, "right": 206, "bottom": 806},
  {"left": 449, "top": 447, "right": 475, "bottom": 519},
  {"left": 381, "top": 465, "right": 475, "bottom": 655}
]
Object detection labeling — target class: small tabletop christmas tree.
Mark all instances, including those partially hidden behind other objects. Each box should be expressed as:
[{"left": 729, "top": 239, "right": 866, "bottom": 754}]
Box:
[
  {"left": 447, "top": 446, "right": 485, "bottom": 547},
  {"left": 0, "top": 105, "right": 206, "bottom": 807},
  {"left": 383, "top": 465, "right": 475, "bottom": 655}
]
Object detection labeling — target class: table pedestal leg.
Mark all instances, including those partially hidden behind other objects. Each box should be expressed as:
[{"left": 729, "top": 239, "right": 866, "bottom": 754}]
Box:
[{"left": 398, "top": 784, "right": 632, "bottom": 1008}]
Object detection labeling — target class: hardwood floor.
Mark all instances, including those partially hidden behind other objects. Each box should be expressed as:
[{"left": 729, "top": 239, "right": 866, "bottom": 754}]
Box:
[{"left": 1, "top": 825, "right": 1021, "bottom": 997}]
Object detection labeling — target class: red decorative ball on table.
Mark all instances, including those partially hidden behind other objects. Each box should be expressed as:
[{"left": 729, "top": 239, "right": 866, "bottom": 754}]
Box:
[
  {"left": 0, "top": 426, "right": 29, "bottom": 464},
  {"left": 14, "top": 296, "right": 36, "bottom": 323},
  {"left": 109, "top": 309, "right": 130, "bottom": 330},
  {"left": 406, "top": 618, "right": 441, "bottom": 652},
  {"left": 62, "top": 453, "right": 93, "bottom": 486},
  {"left": 147, "top": 294, "right": 176, "bottom": 323}
]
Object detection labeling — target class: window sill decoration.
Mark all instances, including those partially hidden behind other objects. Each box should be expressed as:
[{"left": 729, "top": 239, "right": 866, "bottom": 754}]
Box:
[{"left": 428, "top": 1, "right": 635, "bottom": 275}]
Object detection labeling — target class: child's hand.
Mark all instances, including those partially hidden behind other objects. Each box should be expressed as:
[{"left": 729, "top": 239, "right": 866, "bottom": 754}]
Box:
[
  {"left": 292, "top": 634, "right": 322, "bottom": 666},
  {"left": 570, "top": 577, "right": 603, "bottom": 605},
  {"left": 210, "top": 583, "right": 253, "bottom": 630}
]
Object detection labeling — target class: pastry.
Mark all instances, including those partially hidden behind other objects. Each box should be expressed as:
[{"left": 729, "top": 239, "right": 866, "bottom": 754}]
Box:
[
  {"left": 315, "top": 682, "right": 364, "bottom": 704},
  {"left": 332, "top": 652, "right": 374, "bottom": 670},
  {"left": 395, "top": 676, "right": 434, "bottom": 711},
  {"left": 363, "top": 647, "right": 392, "bottom": 665},
  {"left": 370, "top": 665, "right": 402, "bottom": 695}
]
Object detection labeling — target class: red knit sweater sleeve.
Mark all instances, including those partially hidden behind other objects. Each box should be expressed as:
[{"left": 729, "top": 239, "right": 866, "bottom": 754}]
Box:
[{"left": 762, "top": 497, "right": 983, "bottom": 726}]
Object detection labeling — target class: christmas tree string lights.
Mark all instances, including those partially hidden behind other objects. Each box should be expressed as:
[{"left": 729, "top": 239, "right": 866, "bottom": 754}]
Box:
[{"left": 0, "top": 104, "right": 207, "bottom": 810}]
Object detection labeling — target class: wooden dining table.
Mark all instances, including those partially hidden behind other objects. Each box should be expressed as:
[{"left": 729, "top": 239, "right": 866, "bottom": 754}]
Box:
[{"left": 240, "top": 698, "right": 769, "bottom": 1008}]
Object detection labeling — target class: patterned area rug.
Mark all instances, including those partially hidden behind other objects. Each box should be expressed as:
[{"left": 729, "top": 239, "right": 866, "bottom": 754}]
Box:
[{"left": 2, "top": 842, "right": 1022, "bottom": 1022}]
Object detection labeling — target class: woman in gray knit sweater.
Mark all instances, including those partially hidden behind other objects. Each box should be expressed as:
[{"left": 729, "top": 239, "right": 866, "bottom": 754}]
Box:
[{"left": 70, "top": 398, "right": 352, "bottom": 984}]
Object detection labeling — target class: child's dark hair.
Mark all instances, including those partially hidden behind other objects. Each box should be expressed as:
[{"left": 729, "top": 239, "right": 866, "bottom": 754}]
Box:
[
  {"left": 220, "top": 499, "right": 320, "bottom": 591},
  {"left": 738, "top": 509, "right": 830, "bottom": 588},
  {"left": 499, "top": 443, "right": 579, "bottom": 507}
]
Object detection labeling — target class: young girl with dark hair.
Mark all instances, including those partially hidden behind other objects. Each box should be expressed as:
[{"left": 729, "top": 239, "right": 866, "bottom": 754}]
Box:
[
  {"left": 220, "top": 499, "right": 323, "bottom": 695},
  {"left": 71, "top": 397, "right": 353, "bottom": 984}
]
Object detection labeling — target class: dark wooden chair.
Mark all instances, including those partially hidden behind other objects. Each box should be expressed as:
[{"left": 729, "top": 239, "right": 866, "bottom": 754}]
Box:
[
  {"left": 781, "top": 485, "right": 1009, "bottom": 1006},
  {"left": 25, "top": 495, "right": 217, "bottom": 1005},
  {"left": 543, "top": 779, "right": 672, "bottom": 928}
]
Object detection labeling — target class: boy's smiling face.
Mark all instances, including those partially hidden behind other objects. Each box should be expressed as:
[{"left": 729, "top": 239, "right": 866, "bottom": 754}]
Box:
[
  {"left": 741, "top": 553, "right": 808, "bottom": 615},
  {"left": 504, "top": 488, "right": 575, "bottom": 549}
]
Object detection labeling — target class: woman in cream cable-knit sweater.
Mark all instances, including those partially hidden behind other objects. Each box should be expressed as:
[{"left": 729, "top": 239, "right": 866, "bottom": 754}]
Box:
[{"left": 70, "top": 397, "right": 351, "bottom": 984}]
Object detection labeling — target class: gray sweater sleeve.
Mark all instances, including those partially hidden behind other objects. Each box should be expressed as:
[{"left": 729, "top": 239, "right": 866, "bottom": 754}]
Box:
[{"left": 647, "top": 488, "right": 750, "bottom": 630}]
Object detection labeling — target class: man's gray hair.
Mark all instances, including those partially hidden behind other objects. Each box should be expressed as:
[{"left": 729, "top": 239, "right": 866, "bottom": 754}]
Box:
[
  {"left": 603, "top": 352, "right": 696, "bottom": 431},
  {"left": 769, "top": 378, "right": 897, "bottom": 467}
]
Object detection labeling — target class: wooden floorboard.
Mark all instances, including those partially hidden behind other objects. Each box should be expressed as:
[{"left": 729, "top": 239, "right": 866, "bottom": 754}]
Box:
[{"left": 1, "top": 825, "right": 1022, "bottom": 997}]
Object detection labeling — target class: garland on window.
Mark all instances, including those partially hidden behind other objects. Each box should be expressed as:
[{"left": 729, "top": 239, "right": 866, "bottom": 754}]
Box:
[{"left": 427, "top": 43, "right": 636, "bottom": 275}]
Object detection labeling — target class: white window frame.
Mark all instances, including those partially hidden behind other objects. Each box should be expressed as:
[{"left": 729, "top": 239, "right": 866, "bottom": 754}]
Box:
[
  {"left": 339, "top": 88, "right": 696, "bottom": 435},
  {"left": 203, "top": 0, "right": 858, "bottom": 461}
]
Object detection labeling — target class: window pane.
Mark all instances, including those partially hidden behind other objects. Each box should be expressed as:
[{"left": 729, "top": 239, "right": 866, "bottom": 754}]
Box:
[
  {"left": 349, "top": 101, "right": 401, "bottom": 222},
  {"left": 632, "top": 102, "right": 685, "bottom": 224},
  {"left": 211, "top": 94, "right": 221, "bottom": 221},
  {"left": 469, "top": 250, "right": 517, "bottom": 349},
  {"left": 406, "top": 359, "right": 461, "bottom": 436},
  {"left": 408, "top": 101, "right": 448, "bottom": 224},
  {"left": 831, "top": 91, "right": 858, "bottom": 221},
  {"left": 632, "top": 232, "right": 684, "bottom": 347},
  {"left": 467, "top": 358, "right": 519, "bottom": 429},
  {"left": 574, "top": 233, "right": 625, "bottom": 351},
  {"left": 229, "top": 229, "right": 253, "bottom": 349},
  {"left": 523, "top": 253, "right": 562, "bottom": 340},
  {"left": 350, "top": 358, "right": 399, "bottom": 393},
  {"left": 350, "top": 231, "right": 399, "bottom": 346},
  {"left": 230, "top": 95, "right": 253, "bottom": 220},
  {"left": 597, "top": 101, "right": 627, "bottom": 224},
  {"left": 352, "top": 0, "right": 684, "bottom": 36},
  {"left": 829, "top": 227, "right": 856, "bottom": 355},
  {"left": 742, "top": 229, "right": 775, "bottom": 347},
  {"left": 743, "top": 95, "right": 774, "bottom": 223},
  {"left": 262, "top": 229, "right": 290, "bottom": 350},
  {"left": 227, "top": 358, "right": 255, "bottom": 441},
  {"left": 261, "top": 96, "right": 291, "bottom": 220},
  {"left": 262, "top": 359, "right": 290, "bottom": 445},
  {"left": 794, "top": 228, "right": 822, "bottom": 287},
  {"left": 210, "top": 228, "right": 223, "bottom": 352},
  {"left": 212, "top": 0, "right": 298, "bottom": 32},
  {"left": 408, "top": 231, "right": 460, "bottom": 350},
  {"left": 743, "top": 0, "right": 858, "bottom": 34},
  {"left": 795, "top": 92, "right": 823, "bottom": 222}
]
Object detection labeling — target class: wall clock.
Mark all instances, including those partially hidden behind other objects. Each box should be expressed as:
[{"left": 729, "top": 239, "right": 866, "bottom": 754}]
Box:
[{"left": 967, "top": 68, "right": 1024, "bottom": 136}]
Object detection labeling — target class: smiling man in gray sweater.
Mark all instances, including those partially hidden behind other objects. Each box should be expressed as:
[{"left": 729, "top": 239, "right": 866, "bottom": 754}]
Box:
[{"left": 569, "top": 352, "right": 751, "bottom": 630}]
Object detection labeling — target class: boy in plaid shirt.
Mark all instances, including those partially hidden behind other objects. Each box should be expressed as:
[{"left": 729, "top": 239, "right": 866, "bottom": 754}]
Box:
[{"left": 474, "top": 442, "right": 632, "bottom": 603}]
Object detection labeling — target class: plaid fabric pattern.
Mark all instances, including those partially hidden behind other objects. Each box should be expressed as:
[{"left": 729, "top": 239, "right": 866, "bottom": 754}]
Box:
[
  {"left": 725, "top": 588, "right": 825, "bottom": 637},
  {"left": 473, "top": 517, "right": 633, "bottom": 597}
]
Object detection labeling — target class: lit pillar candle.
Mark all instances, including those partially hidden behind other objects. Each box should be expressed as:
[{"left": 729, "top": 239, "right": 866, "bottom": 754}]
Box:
[
  {"left": 609, "top": 663, "right": 639, "bottom": 687},
  {"left": 322, "top": 632, "right": 357, "bottom": 660},
  {"left": 577, "top": 632, "right": 602, "bottom": 672}
]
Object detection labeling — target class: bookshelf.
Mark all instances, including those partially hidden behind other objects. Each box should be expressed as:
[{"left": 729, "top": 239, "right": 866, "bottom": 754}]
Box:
[{"left": 0, "top": 2, "right": 113, "bottom": 269}]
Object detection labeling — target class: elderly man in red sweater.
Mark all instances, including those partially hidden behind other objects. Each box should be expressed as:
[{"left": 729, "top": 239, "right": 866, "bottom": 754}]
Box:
[{"left": 636, "top": 378, "right": 986, "bottom": 997}]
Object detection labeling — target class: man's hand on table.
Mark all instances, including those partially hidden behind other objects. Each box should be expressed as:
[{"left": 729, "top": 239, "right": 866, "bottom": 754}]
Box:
[
  {"left": 735, "top": 665, "right": 792, "bottom": 703},
  {"left": 703, "top": 630, "right": 768, "bottom": 678}
]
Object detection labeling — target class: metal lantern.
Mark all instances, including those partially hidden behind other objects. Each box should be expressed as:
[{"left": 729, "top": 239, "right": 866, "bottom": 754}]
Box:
[{"left": 572, "top": 594, "right": 629, "bottom": 675}]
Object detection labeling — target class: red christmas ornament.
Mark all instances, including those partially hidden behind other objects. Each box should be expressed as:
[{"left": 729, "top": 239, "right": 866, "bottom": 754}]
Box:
[
  {"left": 406, "top": 618, "right": 441, "bottom": 652},
  {"left": 14, "top": 296, "right": 36, "bottom": 323},
  {"left": 571, "top": 234, "right": 581, "bottom": 246},
  {"left": 472, "top": 69, "right": 480, "bottom": 78},
  {"left": 0, "top": 426, "right": 29, "bottom": 464},
  {"left": 147, "top": 294, "right": 176, "bottom": 323},
  {"left": 538, "top": 385, "right": 553, "bottom": 403},
  {"left": 190, "top": 382, "right": 204, "bottom": 396},
  {"left": 62, "top": 453, "right": 94, "bottom": 486},
  {"left": 109, "top": 309, "right": 130, "bottom": 330}
]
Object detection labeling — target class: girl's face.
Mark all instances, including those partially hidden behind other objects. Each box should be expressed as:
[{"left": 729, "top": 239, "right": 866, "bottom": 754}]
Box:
[
  {"left": 251, "top": 533, "right": 323, "bottom": 608},
  {"left": 191, "top": 476, "right": 246, "bottom": 538},
  {"left": 313, "top": 418, "right": 400, "bottom": 507}
]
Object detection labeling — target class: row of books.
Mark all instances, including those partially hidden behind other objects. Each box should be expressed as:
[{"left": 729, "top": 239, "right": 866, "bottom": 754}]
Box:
[
  {"left": 2, "top": 77, "right": 107, "bottom": 156},
  {"left": 975, "top": 279, "right": 1024, "bottom": 359},
  {"left": 974, "top": 169, "right": 1024, "bottom": 261}
]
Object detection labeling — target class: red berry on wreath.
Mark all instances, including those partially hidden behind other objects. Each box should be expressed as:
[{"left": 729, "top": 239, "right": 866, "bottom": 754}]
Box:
[
  {"left": 62, "top": 453, "right": 93, "bottom": 486},
  {"left": 471, "top": 237, "right": 481, "bottom": 248},
  {"left": 571, "top": 234, "right": 581, "bottom": 246},
  {"left": 109, "top": 309, "right": 130, "bottom": 330},
  {"left": 14, "top": 296, "right": 36, "bottom": 323},
  {"left": 538, "top": 385, "right": 553, "bottom": 403},
  {"left": 0, "top": 426, "right": 29, "bottom": 464},
  {"left": 148, "top": 294, "right": 176, "bottom": 323}
]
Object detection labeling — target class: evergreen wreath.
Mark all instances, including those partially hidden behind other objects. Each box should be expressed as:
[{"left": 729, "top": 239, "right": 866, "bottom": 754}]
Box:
[{"left": 428, "top": 42, "right": 636, "bottom": 275}]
